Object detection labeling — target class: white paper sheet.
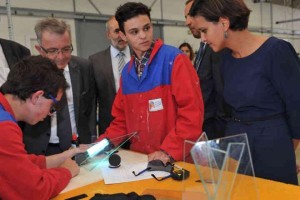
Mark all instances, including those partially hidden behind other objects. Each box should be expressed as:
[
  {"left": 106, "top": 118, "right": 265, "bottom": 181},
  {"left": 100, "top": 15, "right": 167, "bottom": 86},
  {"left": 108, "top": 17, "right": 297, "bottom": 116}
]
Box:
[
  {"left": 60, "top": 157, "right": 105, "bottom": 193},
  {"left": 60, "top": 150, "right": 169, "bottom": 193},
  {"left": 101, "top": 150, "right": 169, "bottom": 184}
]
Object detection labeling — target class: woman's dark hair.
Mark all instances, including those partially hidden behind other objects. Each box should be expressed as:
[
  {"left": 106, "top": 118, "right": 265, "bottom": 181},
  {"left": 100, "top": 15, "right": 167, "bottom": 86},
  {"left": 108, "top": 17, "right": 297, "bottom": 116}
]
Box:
[
  {"left": 115, "top": 2, "right": 151, "bottom": 34},
  {"left": 0, "top": 55, "right": 68, "bottom": 100},
  {"left": 189, "top": 0, "right": 251, "bottom": 31},
  {"left": 179, "top": 42, "right": 195, "bottom": 61}
]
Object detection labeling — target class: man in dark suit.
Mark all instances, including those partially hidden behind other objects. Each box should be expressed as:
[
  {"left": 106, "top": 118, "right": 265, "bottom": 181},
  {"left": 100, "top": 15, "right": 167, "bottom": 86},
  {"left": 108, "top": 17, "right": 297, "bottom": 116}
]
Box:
[
  {"left": 185, "top": 0, "right": 228, "bottom": 139},
  {"left": 22, "top": 18, "right": 96, "bottom": 155},
  {"left": 89, "top": 16, "right": 130, "bottom": 134},
  {"left": 0, "top": 38, "right": 30, "bottom": 86}
]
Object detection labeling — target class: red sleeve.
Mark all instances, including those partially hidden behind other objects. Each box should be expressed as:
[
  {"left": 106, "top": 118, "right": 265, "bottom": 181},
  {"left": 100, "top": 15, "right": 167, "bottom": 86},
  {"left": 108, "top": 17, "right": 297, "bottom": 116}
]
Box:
[
  {"left": 27, "top": 154, "right": 47, "bottom": 169},
  {"left": 0, "top": 121, "right": 72, "bottom": 200},
  {"left": 160, "top": 54, "right": 204, "bottom": 161}
]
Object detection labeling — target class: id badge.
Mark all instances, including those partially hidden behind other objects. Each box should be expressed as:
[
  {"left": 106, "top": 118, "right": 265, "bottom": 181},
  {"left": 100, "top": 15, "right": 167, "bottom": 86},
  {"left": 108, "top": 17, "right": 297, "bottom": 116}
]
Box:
[{"left": 149, "top": 98, "right": 164, "bottom": 112}]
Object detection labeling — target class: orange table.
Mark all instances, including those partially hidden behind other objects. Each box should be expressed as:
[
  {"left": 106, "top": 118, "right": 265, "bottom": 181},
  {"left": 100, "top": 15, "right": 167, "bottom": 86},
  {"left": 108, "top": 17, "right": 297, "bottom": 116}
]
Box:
[{"left": 52, "top": 161, "right": 300, "bottom": 200}]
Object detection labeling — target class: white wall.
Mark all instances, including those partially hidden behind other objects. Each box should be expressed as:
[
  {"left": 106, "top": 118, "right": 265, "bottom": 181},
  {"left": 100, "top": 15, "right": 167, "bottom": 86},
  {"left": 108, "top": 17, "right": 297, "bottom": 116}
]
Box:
[
  {"left": 248, "top": 1, "right": 300, "bottom": 52},
  {"left": 0, "top": 16, "right": 77, "bottom": 54},
  {"left": 0, "top": 0, "right": 299, "bottom": 54}
]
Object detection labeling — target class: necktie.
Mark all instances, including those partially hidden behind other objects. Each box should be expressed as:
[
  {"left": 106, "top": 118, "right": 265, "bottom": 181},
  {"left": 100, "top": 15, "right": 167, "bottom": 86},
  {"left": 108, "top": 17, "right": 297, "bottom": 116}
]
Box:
[
  {"left": 194, "top": 42, "right": 206, "bottom": 72},
  {"left": 57, "top": 85, "right": 72, "bottom": 151},
  {"left": 118, "top": 51, "right": 125, "bottom": 75}
]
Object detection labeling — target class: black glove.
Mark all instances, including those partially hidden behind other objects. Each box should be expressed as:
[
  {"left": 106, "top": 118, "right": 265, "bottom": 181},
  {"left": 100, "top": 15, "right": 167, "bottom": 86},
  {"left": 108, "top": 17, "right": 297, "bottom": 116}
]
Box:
[
  {"left": 147, "top": 160, "right": 173, "bottom": 173},
  {"left": 90, "top": 192, "right": 156, "bottom": 200}
]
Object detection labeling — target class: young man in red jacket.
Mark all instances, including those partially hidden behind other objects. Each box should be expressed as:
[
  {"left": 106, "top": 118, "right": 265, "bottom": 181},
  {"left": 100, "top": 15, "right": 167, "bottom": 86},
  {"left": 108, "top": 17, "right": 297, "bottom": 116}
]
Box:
[
  {"left": 97, "top": 2, "right": 204, "bottom": 164},
  {"left": 0, "top": 56, "right": 84, "bottom": 200}
]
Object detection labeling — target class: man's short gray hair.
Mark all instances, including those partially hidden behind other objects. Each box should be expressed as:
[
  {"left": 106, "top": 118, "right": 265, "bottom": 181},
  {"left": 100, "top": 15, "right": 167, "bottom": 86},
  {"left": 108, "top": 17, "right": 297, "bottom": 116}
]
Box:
[
  {"left": 35, "top": 17, "right": 71, "bottom": 44},
  {"left": 105, "top": 16, "right": 116, "bottom": 32}
]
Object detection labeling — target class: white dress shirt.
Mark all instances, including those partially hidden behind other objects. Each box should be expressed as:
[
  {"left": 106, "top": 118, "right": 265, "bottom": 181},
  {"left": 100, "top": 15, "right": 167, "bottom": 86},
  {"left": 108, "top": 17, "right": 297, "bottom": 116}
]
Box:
[{"left": 49, "top": 65, "right": 78, "bottom": 143}]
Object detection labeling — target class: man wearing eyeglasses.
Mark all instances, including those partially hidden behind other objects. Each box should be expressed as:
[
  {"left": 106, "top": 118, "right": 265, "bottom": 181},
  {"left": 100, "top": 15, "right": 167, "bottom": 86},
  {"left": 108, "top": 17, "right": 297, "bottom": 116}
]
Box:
[
  {"left": 22, "top": 18, "right": 96, "bottom": 156},
  {"left": 0, "top": 56, "right": 85, "bottom": 199}
]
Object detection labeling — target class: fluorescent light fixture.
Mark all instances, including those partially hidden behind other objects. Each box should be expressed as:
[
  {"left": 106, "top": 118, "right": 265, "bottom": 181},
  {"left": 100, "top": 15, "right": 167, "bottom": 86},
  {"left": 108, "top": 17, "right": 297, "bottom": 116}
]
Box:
[{"left": 87, "top": 138, "right": 110, "bottom": 158}]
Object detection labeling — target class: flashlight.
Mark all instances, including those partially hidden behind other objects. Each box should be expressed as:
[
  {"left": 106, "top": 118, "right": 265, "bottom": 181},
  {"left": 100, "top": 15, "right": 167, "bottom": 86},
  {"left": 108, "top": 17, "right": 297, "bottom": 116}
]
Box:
[{"left": 87, "top": 138, "right": 110, "bottom": 158}]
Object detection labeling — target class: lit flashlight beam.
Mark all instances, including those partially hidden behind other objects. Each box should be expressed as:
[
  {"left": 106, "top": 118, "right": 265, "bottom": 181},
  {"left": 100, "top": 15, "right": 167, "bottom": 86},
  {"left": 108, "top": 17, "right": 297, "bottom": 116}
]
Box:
[{"left": 87, "top": 138, "right": 110, "bottom": 158}]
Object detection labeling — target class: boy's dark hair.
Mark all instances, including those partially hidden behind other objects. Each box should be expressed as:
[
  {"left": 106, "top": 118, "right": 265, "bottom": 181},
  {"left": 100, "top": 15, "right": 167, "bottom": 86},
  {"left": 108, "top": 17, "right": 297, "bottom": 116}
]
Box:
[
  {"left": 0, "top": 55, "right": 68, "bottom": 100},
  {"left": 189, "top": 0, "right": 251, "bottom": 31},
  {"left": 115, "top": 2, "right": 151, "bottom": 34}
]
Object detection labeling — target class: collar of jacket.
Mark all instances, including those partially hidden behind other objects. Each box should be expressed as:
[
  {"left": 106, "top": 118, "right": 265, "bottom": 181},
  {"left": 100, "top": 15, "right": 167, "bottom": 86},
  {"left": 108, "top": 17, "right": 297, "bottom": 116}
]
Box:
[{"left": 127, "top": 39, "right": 163, "bottom": 73}]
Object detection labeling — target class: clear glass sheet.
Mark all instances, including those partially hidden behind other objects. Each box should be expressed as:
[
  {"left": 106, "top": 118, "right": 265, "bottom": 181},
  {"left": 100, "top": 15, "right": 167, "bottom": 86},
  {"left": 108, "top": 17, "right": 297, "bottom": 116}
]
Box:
[
  {"left": 186, "top": 132, "right": 259, "bottom": 200},
  {"left": 75, "top": 132, "right": 138, "bottom": 171},
  {"left": 181, "top": 132, "right": 208, "bottom": 199}
]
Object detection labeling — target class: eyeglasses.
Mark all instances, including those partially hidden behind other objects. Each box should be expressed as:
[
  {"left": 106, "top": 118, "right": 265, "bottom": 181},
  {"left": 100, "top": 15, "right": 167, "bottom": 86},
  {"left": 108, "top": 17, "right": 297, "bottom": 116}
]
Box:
[
  {"left": 39, "top": 44, "right": 73, "bottom": 56},
  {"left": 43, "top": 93, "right": 58, "bottom": 114}
]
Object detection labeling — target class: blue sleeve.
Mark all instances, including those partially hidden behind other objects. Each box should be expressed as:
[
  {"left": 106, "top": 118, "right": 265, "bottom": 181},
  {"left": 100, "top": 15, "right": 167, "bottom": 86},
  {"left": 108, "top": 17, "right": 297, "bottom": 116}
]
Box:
[{"left": 268, "top": 39, "right": 300, "bottom": 138}]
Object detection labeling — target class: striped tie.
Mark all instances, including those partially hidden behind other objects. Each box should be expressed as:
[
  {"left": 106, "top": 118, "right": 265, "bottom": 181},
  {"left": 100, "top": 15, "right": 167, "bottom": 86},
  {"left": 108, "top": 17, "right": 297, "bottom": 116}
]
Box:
[{"left": 118, "top": 51, "right": 125, "bottom": 75}]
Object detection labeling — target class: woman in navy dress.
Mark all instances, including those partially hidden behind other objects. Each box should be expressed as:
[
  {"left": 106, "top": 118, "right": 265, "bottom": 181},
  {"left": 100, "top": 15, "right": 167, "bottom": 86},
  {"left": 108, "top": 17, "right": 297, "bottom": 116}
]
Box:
[{"left": 190, "top": 0, "right": 300, "bottom": 184}]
